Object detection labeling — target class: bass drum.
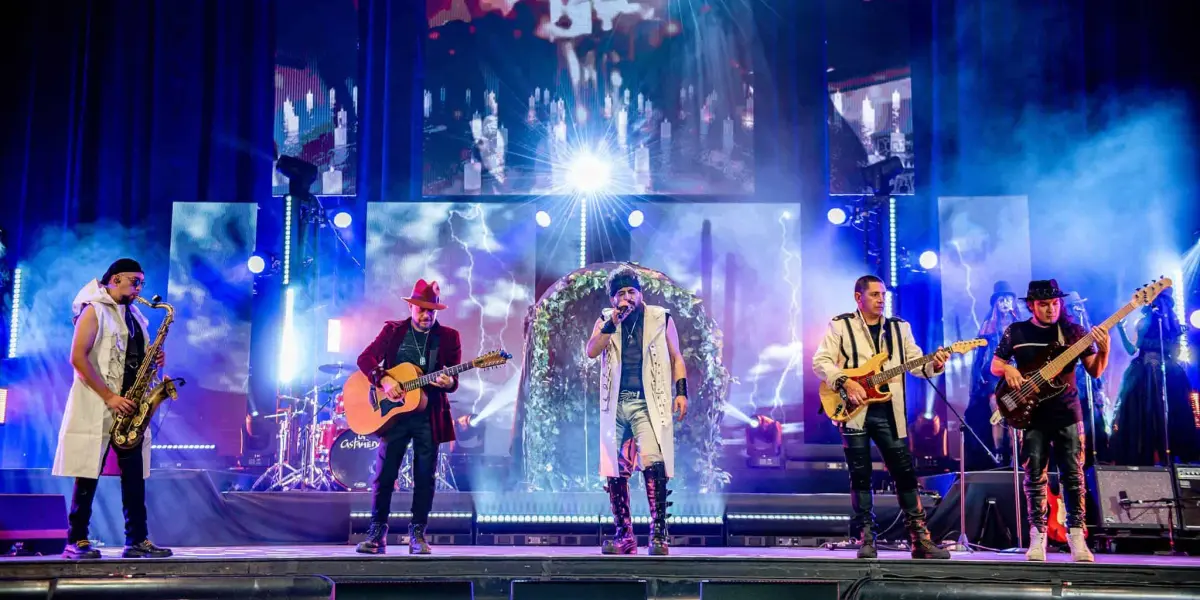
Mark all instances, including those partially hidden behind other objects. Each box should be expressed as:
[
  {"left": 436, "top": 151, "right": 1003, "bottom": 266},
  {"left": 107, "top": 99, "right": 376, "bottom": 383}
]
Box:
[{"left": 329, "top": 430, "right": 380, "bottom": 491}]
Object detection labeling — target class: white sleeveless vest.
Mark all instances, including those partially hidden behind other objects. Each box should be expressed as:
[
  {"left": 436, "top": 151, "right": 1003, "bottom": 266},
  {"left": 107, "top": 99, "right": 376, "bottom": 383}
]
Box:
[
  {"left": 597, "top": 304, "right": 675, "bottom": 478},
  {"left": 53, "top": 280, "right": 152, "bottom": 479}
]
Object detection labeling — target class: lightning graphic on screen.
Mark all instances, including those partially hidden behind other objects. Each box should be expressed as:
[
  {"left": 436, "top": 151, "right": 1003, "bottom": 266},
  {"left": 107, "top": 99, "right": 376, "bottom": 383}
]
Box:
[
  {"left": 770, "top": 210, "right": 803, "bottom": 422},
  {"left": 949, "top": 240, "right": 981, "bottom": 333},
  {"left": 445, "top": 204, "right": 521, "bottom": 413}
]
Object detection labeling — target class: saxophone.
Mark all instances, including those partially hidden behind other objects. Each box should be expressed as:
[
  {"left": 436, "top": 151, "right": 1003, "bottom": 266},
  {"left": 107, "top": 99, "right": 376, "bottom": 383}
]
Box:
[{"left": 110, "top": 295, "right": 187, "bottom": 450}]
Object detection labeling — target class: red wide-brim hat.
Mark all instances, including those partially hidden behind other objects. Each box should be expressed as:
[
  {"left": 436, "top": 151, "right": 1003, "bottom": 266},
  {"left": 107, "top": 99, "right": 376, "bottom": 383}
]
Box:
[{"left": 403, "top": 279, "right": 448, "bottom": 310}]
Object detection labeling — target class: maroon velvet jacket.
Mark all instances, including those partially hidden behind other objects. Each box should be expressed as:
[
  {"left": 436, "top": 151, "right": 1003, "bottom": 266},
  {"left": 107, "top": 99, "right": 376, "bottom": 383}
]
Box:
[{"left": 356, "top": 319, "right": 460, "bottom": 445}]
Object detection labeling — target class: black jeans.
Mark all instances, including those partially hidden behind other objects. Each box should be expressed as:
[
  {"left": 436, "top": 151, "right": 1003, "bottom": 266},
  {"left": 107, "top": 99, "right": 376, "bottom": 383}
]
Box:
[
  {"left": 1022, "top": 421, "right": 1086, "bottom": 529},
  {"left": 370, "top": 415, "right": 437, "bottom": 526},
  {"left": 841, "top": 405, "right": 923, "bottom": 534},
  {"left": 67, "top": 443, "right": 147, "bottom": 546}
]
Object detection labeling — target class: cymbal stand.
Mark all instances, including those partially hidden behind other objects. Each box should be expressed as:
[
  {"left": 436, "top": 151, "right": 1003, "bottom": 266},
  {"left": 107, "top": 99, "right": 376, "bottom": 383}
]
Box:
[
  {"left": 277, "top": 386, "right": 338, "bottom": 491},
  {"left": 254, "top": 407, "right": 297, "bottom": 491},
  {"left": 397, "top": 447, "right": 458, "bottom": 491}
]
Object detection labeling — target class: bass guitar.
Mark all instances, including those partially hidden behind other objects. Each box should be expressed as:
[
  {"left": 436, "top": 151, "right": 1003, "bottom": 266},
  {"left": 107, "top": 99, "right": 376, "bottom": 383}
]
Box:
[
  {"left": 994, "top": 277, "right": 1171, "bottom": 430},
  {"left": 820, "top": 339, "right": 986, "bottom": 422},
  {"left": 343, "top": 349, "right": 511, "bottom": 436}
]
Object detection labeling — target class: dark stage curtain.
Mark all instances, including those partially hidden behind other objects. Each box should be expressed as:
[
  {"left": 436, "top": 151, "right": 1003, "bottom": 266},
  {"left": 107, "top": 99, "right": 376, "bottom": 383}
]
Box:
[
  {"left": 0, "top": 0, "right": 275, "bottom": 466},
  {"left": 358, "top": 0, "right": 425, "bottom": 203}
]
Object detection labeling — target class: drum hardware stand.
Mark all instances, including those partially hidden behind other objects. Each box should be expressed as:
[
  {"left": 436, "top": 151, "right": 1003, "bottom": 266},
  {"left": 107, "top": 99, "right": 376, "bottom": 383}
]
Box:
[
  {"left": 397, "top": 449, "right": 458, "bottom": 491},
  {"left": 277, "top": 382, "right": 341, "bottom": 491},
  {"left": 253, "top": 402, "right": 298, "bottom": 491}
]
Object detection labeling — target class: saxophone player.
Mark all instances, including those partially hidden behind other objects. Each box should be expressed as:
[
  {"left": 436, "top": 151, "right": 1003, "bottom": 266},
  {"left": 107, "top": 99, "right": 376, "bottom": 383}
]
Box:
[{"left": 52, "top": 259, "right": 173, "bottom": 559}]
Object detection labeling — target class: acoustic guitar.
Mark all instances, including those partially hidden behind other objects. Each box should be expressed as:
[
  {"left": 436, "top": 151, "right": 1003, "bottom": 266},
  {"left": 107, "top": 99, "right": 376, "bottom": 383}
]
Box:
[
  {"left": 994, "top": 278, "right": 1170, "bottom": 430},
  {"left": 342, "top": 349, "right": 511, "bottom": 436},
  {"left": 819, "top": 339, "right": 986, "bottom": 422}
]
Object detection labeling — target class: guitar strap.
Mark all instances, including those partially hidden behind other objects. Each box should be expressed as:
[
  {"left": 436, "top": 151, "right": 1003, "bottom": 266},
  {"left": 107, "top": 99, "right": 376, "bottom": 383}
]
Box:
[
  {"left": 842, "top": 319, "right": 859, "bottom": 368},
  {"left": 426, "top": 328, "right": 442, "bottom": 372}
]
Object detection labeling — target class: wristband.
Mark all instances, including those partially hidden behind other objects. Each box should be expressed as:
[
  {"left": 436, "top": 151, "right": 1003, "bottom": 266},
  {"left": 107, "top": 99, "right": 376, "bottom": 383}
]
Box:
[
  {"left": 600, "top": 320, "right": 618, "bottom": 335},
  {"left": 674, "top": 378, "right": 688, "bottom": 398},
  {"left": 834, "top": 375, "right": 849, "bottom": 391}
]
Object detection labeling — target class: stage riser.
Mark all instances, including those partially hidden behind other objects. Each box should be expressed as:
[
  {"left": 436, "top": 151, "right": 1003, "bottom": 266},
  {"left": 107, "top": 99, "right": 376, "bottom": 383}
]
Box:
[
  {"left": 858, "top": 582, "right": 1200, "bottom": 600},
  {"left": 5, "top": 577, "right": 1196, "bottom": 600},
  {"left": 3, "top": 577, "right": 334, "bottom": 600}
]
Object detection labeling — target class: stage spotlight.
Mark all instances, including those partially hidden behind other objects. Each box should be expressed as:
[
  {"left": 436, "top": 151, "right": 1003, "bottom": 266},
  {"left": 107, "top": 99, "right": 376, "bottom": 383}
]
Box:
[
  {"left": 276, "top": 155, "right": 318, "bottom": 196},
  {"left": 1190, "top": 309, "right": 1200, "bottom": 329},
  {"left": 454, "top": 414, "right": 485, "bottom": 454},
  {"left": 628, "top": 210, "right": 644, "bottom": 228},
  {"left": 566, "top": 152, "right": 611, "bottom": 194},
  {"left": 745, "top": 415, "right": 783, "bottom": 468},
  {"left": 333, "top": 211, "right": 352, "bottom": 228},
  {"left": 827, "top": 207, "right": 847, "bottom": 225},
  {"left": 535, "top": 210, "right": 552, "bottom": 227},
  {"left": 919, "top": 250, "right": 939, "bottom": 270},
  {"left": 247, "top": 255, "right": 266, "bottom": 274}
]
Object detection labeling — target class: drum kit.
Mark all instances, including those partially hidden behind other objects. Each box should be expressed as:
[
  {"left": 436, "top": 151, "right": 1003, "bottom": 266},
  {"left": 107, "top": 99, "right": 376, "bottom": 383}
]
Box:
[{"left": 253, "top": 362, "right": 457, "bottom": 492}]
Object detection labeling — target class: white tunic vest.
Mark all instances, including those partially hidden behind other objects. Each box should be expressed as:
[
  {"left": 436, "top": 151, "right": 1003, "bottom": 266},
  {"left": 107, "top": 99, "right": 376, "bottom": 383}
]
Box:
[
  {"left": 598, "top": 304, "right": 675, "bottom": 478},
  {"left": 52, "top": 280, "right": 152, "bottom": 479}
]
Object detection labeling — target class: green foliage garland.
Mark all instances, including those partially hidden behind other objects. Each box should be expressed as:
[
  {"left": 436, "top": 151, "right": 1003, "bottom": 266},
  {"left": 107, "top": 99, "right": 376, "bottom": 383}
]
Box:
[{"left": 519, "top": 263, "right": 731, "bottom": 492}]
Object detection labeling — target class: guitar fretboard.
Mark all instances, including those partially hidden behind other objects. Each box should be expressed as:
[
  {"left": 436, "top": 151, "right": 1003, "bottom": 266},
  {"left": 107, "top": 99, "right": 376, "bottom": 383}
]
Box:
[
  {"left": 401, "top": 361, "right": 475, "bottom": 392},
  {"left": 1038, "top": 301, "right": 1138, "bottom": 380},
  {"left": 866, "top": 352, "right": 940, "bottom": 387}
]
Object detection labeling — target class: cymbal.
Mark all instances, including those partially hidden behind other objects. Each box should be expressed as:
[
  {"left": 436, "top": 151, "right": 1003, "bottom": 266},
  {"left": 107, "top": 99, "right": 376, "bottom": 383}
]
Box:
[{"left": 318, "top": 362, "right": 350, "bottom": 375}]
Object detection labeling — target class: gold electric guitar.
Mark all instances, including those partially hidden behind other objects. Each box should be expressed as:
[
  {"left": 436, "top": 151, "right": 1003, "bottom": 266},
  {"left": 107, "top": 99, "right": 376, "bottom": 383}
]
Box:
[
  {"left": 342, "top": 349, "right": 511, "bottom": 436},
  {"left": 819, "top": 339, "right": 986, "bottom": 422}
]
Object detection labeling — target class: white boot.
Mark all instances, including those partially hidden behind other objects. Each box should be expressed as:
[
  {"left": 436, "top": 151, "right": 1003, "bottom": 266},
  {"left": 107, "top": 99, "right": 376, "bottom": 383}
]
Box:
[
  {"left": 1067, "top": 528, "right": 1094, "bottom": 562},
  {"left": 1026, "top": 527, "right": 1047, "bottom": 561}
]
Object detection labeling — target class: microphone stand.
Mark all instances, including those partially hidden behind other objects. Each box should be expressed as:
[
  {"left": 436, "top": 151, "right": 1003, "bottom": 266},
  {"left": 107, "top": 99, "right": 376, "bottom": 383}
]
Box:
[
  {"left": 1074, "top": 306, "right": 1101, "bottom": 467},
  {"left": 922, "top": 364, "right": 1003, "bottom": 553},
  {"left": 1156, "top": 310, "right": 1174, "bottom": 466}
]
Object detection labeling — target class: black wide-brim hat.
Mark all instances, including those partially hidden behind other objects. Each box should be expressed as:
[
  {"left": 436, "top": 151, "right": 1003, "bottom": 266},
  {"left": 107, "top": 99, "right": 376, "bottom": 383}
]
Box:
[{"left": 1021, "top": 279, "right": 1070, "bottom": 301}]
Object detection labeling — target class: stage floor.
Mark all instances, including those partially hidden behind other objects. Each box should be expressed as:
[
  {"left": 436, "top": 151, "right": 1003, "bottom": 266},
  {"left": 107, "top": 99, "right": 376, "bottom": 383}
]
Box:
[{"left": 3, "top": 545, "right": 1199, "bottom": 599}]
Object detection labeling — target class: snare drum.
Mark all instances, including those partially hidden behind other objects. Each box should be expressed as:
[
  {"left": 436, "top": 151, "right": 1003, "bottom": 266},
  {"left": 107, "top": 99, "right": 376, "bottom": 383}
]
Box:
[{"left": 329, "top": 430, "right": 380, "bottom": 490}]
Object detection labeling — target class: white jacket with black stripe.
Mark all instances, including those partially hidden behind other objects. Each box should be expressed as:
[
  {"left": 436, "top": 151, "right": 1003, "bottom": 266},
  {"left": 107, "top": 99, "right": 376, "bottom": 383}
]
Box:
[{"left": 811, "top": 311, "right": 943, "bottom": 438}]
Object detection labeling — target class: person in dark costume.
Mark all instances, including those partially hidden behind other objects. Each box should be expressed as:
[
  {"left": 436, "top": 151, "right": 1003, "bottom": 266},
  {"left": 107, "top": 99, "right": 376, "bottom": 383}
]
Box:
[
  {"left": 1111, "top": 288, "right": 1197, "bottom": 466},
  {"left": 964, "top": 281, "right": 1018, "bottom": 471}
]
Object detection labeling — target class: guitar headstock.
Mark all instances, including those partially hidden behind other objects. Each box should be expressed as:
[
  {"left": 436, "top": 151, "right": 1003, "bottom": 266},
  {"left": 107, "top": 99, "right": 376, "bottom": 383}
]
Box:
[
  {"left": 949, "top": 338, "right": 987, "bottom": 354},
  {"left": 473, "top": 349, "right": 513, "bottom": 370},
  {"left": 1132, "top": 277, "right": 1173, "bottom": 308}
]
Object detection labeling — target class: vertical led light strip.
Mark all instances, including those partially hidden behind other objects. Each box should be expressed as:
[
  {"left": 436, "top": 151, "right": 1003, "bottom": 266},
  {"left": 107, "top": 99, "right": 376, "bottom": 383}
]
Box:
[
  {"left": 7, "top": 267, "right": 22, "bottom": 358},
  {"left": 279, "top": 287, "right": 297, "bottom": 383},
  {"left": 283, "top": 195, "right": 294, "bottom": 285},
  {"left": 0, "top": 388, "right": 8, "bottom": 424},
  {"left": 327, "top": 318, "right": 342, "bottom": 354},
  {"left": 1176, "top": 269, "right": 1189, "bottom": 363},
  {"left": 885, "top": 198, "right": 897, "bottom": 319},
  {"left": 579, "top": 198, "right": 588, "bottom": 268}
]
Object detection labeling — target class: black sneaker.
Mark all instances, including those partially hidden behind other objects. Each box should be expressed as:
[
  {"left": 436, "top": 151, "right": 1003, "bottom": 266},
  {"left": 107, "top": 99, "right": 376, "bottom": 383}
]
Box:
[
  {"left": 123, "top": 540, "right": 173, "bottom": 558},
  {"left": 63, "top": 540, "right": 102, "bottom": 560}
]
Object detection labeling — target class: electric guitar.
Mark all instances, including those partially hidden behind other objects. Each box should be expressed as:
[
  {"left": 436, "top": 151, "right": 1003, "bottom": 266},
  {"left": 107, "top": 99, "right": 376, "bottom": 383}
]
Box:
[
  {"left": 342, "top": 349, "right": 511, "bottom": 436},
  {"left": 820, "top": 339, "right": 986, "bottom": 422},
  {"left": 994, "top": 278, "right": 1171, "bottom": 430}
]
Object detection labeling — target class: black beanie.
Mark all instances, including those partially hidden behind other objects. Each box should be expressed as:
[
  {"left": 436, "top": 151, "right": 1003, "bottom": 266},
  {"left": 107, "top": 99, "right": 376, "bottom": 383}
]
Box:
[{"left": 101, "top": 258, "right": 143, "bottom": 284}]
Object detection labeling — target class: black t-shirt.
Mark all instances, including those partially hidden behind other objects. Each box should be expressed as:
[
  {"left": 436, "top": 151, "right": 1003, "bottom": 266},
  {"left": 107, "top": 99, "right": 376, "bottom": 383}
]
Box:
[
  {"left": 619, "top": 307, "right": 645, "bottom": 393},
  {"left": 395, "top": 327, "right": 433, "bottom": 369},
  {"left": 994, "top": 319, "right": 1095, "bottom": 429},
  {"left": 120, "top": 306, "right": 146, "bottom": 396}
]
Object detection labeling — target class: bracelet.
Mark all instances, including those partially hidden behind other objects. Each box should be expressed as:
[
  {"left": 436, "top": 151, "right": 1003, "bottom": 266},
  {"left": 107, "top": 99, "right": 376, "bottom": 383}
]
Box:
[
  {"left": 600, "top": 321, "right": 618, "bottom": 335},
  {"left": 674, "top": 378, "right": 688, "bottom": 398},
  {"left": 834, "top": 376, "right": 848, "bottom": 391}
]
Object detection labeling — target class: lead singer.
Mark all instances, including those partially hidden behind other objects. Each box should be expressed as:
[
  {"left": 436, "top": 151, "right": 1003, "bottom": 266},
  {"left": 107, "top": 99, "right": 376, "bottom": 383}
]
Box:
[{"left": 585, "top": 265, "right": 688, "bottom": 555}]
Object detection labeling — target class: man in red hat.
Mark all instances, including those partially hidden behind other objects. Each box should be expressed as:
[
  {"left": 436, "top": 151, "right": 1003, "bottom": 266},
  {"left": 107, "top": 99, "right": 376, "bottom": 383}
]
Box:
[
  {"left": 354, "top": 279, "right": 461, "bottom": 554},
  {"left": 991, "top": 279, "right": 1110, "bottom": 563}
]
